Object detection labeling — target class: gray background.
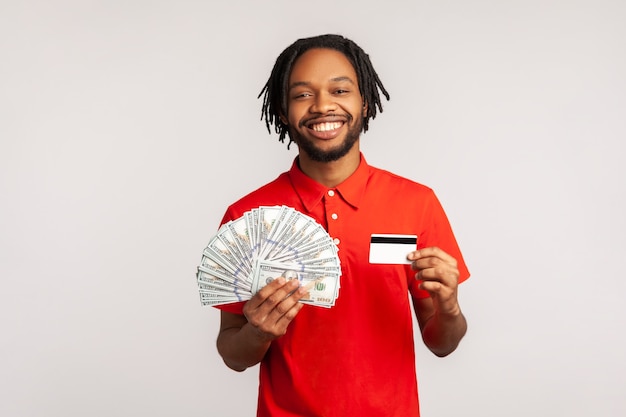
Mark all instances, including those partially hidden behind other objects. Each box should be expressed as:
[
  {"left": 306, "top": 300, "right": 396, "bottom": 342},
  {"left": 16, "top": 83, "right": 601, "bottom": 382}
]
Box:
[{"left": 1, "top": 1, "right": 625, "bottom": 416}]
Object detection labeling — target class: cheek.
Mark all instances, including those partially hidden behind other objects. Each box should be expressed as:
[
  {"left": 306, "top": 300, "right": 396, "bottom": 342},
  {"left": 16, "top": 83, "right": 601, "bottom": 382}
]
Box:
[
  {"left": 287, "top": 105, "right": 308, "bottom": 126},
  {"left": 342, "top": 98, "right": 365, "bottom": 116}
]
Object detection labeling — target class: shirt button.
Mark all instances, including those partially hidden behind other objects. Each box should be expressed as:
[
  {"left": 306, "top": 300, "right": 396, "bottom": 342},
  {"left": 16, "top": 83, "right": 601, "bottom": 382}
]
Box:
[
  {"left": 327, "top": 190, "right": 335, "bottom": 197},
  {"left": 331, "top": 213, "right": 338, "bottom": 220},
  {"left": 333, "top": 238, "right": 340, "bottom": 245}
]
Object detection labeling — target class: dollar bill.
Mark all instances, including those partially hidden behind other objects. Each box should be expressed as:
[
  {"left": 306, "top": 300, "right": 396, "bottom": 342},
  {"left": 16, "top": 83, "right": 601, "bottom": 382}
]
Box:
[
  {"left": 250, "top": 260, "right": 340, "bottom": 308},
  {"left": 196, "top": 206, "right": 341, "bottom": 308}
]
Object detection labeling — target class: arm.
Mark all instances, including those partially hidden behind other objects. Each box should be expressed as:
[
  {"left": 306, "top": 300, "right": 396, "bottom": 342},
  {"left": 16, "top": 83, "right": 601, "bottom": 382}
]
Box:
[
  {"left": 216, "top": 277, "right": 307, "bottom": 371},
  {"left": 408, "top": 247, "right": 467, "bottom": 357}
]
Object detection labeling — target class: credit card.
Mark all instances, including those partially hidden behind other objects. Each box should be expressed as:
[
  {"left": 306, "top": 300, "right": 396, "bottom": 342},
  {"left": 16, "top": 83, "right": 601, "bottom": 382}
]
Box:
[{"left": 368, "top": 234, "right": 418, "bottom": 264}]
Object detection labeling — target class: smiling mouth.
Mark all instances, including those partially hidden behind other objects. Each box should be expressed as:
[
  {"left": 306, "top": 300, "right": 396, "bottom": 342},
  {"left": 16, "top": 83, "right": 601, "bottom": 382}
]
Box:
[{"left": 310, "top": 121, "right": 344, "bottom": 132}]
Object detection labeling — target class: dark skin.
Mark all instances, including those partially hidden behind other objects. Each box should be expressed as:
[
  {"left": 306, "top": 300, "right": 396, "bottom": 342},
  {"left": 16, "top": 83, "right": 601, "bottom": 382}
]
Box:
[
  {"left": 409, "top": 247, "right": 467, "bottom": 357},
  {"left": 217, "top": 278, "right": 308, "bottom": 371},
  {"left": 217, "top": 48, "right": 467, "bottom": 371}
]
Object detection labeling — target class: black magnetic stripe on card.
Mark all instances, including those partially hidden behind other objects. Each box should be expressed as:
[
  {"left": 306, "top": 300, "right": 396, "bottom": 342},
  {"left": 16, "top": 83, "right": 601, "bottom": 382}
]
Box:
[{"left": 370, "top": 236, "right": 416, "bottom": 245}]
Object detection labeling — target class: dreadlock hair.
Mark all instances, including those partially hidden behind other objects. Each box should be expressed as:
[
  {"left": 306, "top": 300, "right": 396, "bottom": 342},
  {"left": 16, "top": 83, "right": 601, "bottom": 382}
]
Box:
[{"left": 258, "top": 34, "right": 390, "bottom": 149}]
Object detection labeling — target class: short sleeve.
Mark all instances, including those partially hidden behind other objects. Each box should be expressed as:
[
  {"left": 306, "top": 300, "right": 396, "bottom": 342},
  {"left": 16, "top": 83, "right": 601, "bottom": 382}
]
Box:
[{"left": 409, "top": 190, "right": 470, "bottom": 299}]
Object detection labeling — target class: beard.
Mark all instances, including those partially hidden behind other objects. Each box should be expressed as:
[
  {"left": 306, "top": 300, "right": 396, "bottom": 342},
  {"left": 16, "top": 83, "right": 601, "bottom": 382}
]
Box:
[{"left": 289, "top": 114, "right": 363, "bottom": 163}]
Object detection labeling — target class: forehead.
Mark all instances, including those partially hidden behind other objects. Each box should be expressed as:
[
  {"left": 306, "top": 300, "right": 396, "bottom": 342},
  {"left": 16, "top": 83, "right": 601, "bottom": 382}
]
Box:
[{"left": 289, "top": 48, "right": 358, "bottom": 85}]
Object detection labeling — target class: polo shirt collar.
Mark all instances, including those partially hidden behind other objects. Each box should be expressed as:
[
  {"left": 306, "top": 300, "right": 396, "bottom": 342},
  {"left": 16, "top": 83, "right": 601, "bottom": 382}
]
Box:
[{"left": 288, "top": 153, "right": 370, "bottom": 212}]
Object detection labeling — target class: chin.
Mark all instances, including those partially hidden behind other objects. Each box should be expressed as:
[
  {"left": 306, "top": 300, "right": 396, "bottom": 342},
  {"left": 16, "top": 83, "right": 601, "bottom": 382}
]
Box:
[
  {"left": 298, "top": 138, "right": 357, "bottom": 162},
  {"left": 291, "top": 127, "right": 361, "bottom": 163}
]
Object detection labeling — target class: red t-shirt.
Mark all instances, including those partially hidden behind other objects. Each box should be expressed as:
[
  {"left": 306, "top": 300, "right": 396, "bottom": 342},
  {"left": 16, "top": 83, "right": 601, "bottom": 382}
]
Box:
[{"left": 218, "top": 154, "right": 470, "bottom": 417}]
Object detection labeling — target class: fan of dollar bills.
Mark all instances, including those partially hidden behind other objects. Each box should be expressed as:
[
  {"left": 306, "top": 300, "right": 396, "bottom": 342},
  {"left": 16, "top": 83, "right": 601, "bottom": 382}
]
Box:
[{"left": 196, "top": 205, "right": 342, "bottom": 308}]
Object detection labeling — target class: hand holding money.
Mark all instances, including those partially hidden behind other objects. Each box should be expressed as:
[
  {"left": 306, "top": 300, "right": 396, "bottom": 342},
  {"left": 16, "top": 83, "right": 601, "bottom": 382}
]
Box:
[
  {"left": 242, "top": 277, "right": 307, "bottom": 340},
  {"left": 196, "top": 206, "right": 342, "bottom": 308}
]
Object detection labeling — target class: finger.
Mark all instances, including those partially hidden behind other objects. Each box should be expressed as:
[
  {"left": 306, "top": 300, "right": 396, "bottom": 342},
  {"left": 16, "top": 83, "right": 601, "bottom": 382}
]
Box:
[
  {"left": 245, "top": 292, "right": 305, "bottom": 340},
  {"left": 416, "top": 257, "right": 459, "bottom": 278},
  {"left": 410, "top": 249, "right": 458, "bottom": 277},
  {"left": 411, "top": 255, "right": 447, "bottom": 272},
  {"left": 255, "top": 276, "right": 287, "bottom": 298},
  {"left": 418, "top": 280, "right": 461, "bottom": 313},
  {"left": 267, "top": 282, "right": 310, "bottom": 317},
  {"left": 257, "top": 279, "right": 300, "bottom": 310},
  {"left": 264, "top": 300, "right": 304, "bottom": 338},
  {"left": 273, "top": 295, "right": 305, "bottom": 323},
  {"left": 253, "top": 277, "right": 301, "bottom": 307},
  {"left": 244, "top": 278, "right": 296, "bottom": 323},
  {"left": 263, "top": 284, "right": 308, "bottom": 335},
  {"left": 407, "top": 247, "right": 457, "bottom": 266},
  {"left": 418, "top": 279, "right": 444, "bottom": 294},
  {"left": 415, "top": 265, "right": 459, "bottom": 288},
  {"left": 246, "top": 277, "right": 285, "bottom": 307}
]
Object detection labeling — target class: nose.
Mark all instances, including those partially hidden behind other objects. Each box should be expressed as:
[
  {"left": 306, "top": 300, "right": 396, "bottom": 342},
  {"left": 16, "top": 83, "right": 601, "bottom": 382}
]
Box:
[{"left": 310, "top": 92, "right": 337, "bottom": 114}]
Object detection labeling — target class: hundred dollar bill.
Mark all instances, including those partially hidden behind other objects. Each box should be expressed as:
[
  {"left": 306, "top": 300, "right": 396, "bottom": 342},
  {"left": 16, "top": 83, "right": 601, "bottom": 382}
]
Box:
[
  {"left": 262, "top": 208, "right": 301, "bottom": 259},
  {"left": 244, "top": 211, "right": 259, "bottom": 256},
  {"left": 259, "top": 206, "right": 295, "bottom": 259},
  {"left": 251, "top": 260, "right": 340, "bottom": 308},
  {"left": 203, "top": 234, "right": 251, "bottom": 282},
  {"left": 223, "top": 218, "right": 254, "bottom": 271},
  {"left": 198, "top": 281, "right": 251, "bottom": 298},
  {"left": 199, "top": 290, "right": 244, "bottom": 306},
  {"left": 197, "top": 265, "right": 237, "bottom": 289},
  {"left": 266, "top": 211, "right": 316, "bottom": 255},
  {"left": 257, "top": 206, "right": 282, "bottom": 243},
  {"left": 196, "top": 206, "right": 342, "bottom": 308},
  {"left": 267, "top": 214, "right": 334, "bottom": 260},
  {"left": 197, "top": 262, "right": 251, "bottom": 291},
  {"left": 198, "top": 253, "right": 232, "bottom": 278},
  {"left": 257, "top": 260, "right": 341, "bottom": 282},
  {"left": 217, "top": 226, "right": 251, "bottom": 272},
  {"left": 286, "top": 255, "right": 342, "bottom": 270},
  {"left": 266, "top": 225, "right": 327, "bottom": 261},
  {"left": 270, "top": 239, "right": 339, "bottom": 264},
  {"left": 292, "top": 221, "right": 331, "bottom": 245},
  {"left": 280, "top": 218, "right": 329, "bottom": 254}
]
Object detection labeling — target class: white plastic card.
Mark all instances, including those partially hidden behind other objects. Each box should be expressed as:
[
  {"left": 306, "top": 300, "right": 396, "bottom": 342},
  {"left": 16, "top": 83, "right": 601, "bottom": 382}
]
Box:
[{"left": 368, "top": 234, "right": 417, "bottom": 264}]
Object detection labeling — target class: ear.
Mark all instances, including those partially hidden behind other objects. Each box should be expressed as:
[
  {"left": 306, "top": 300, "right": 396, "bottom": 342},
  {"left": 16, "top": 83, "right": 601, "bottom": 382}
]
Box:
[
  {"left": 279, "top": 112, "right": 289, "bottom": 125},
  {"left": 362, "top": 101, "right": 369, "bottom": 116}
]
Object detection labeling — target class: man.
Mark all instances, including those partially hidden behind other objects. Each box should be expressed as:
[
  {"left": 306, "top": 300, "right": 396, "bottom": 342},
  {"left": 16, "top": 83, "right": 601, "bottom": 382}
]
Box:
[{"left": 215, "top": 34, "right": 469, "bottom": 416}]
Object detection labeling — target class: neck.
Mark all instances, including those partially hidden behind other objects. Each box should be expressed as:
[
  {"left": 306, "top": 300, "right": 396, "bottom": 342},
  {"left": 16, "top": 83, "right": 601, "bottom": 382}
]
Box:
[{"left": 297, "top": 144, "right": 361, "bottom": 188}]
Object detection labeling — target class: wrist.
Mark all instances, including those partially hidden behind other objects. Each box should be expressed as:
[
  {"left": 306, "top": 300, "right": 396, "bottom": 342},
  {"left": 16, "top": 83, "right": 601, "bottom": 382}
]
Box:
[
  {"left": 243, "top": 322, "right": 275, "bottom": 345},
  {"left": 436, "top": 304, "right": 463, "bottom": 321}
]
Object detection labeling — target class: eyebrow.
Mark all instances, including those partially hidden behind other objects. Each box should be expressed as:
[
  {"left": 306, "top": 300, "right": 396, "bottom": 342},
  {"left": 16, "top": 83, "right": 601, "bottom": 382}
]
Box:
[{"left": 289, "top": 76, "right": 356, "bottom": 90}]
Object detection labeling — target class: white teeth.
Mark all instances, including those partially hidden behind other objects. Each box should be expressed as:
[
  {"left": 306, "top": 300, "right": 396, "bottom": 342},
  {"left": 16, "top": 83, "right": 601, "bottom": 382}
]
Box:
[{"left": 312, "top": 122, "right": 342, "bottom": 132}]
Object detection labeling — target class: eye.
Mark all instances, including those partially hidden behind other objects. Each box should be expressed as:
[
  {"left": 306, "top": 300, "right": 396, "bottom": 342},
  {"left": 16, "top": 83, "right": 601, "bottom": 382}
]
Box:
[
  {"left": 334, "top": 89, "right": 349, "bottom": 95},
  {"left": 293, "top": 92, "right": 312, "bottom": 100}
]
